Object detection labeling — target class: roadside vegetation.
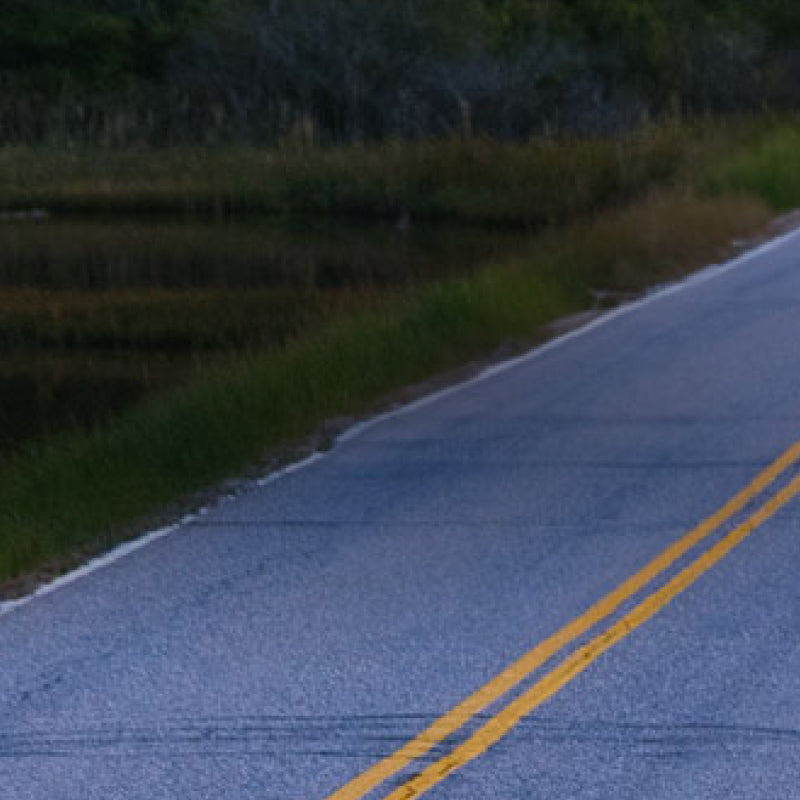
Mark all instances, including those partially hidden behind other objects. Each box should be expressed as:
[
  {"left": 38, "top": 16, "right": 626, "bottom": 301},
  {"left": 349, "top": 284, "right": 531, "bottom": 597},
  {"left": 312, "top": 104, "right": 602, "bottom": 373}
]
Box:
[
  {"left": 4, "top": 1, "right": 800, "bottom": 147},
  {"left": 3, "top": 0, "right": 800, "bottom": 590},
  {"left": 0, "top": 128, "right": 683, "bottom": 220},
  {"left": 0, "top": 127, "right": 785, "bottom": 584},
  {"left": 704, "top": 125, "right": 800, "bottom": 211}
]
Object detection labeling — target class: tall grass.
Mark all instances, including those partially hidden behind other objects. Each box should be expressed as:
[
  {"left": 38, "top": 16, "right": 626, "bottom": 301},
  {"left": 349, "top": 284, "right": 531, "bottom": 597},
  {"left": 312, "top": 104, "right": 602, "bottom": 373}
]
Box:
[
  {"left": 547, "top": 190, "right": 770, "bottom": 291},
  {"left": 0, "top": 262, "right": 578, "bottom": 579},
  {"left": 0, "top": 186, "right": 773, "bottom": 584},
  {"left": 0, "top": 216, "right": 522, "bottom": 288},
  {"left": 0, "top": 287, "right": 370, "bottom": 350},
  {"left": 0, "top": 128, "right": 685, "bottom": 225},
  {"left": 1, "top": 114, "right": 796, "bottom": 586},
  {"left": 703, "top": 124, "right": 800, "bottom": 210}
]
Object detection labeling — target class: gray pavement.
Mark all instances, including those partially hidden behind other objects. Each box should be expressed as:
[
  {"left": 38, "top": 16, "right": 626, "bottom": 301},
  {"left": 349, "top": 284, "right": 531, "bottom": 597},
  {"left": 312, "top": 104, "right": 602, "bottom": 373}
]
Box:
[{"left": 3, "top": 231, "right": 800, "bottom": 799}]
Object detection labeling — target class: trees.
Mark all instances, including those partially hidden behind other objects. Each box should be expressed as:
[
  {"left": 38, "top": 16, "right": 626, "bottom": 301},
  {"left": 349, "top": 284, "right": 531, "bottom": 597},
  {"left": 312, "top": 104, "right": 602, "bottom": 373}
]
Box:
[
  {"left": 0, "top": 0, "right": 218, "bottom": 86},
  {"left": 0, "top": 0, "right": 797, "bottom": 145},
  {"left": 0, "top": 2, "right": 134, "bottom": 87}
]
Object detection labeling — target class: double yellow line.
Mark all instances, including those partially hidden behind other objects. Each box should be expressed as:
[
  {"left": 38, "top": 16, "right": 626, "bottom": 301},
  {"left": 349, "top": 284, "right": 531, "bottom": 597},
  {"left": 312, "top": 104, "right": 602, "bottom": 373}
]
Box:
[{"left": 324, "top": 437, "right": 800, "bottom": 800}]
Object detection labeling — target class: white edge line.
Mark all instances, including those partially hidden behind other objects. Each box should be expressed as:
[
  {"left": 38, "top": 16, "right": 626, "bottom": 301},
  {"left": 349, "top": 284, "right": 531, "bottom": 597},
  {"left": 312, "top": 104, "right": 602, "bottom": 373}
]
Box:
[
  {"left": 335, "top": 223, "right": 800, "bottom": 443},
  {"left": 0, "top": 524, "right": 180, "bottom": 617},
  {"left": 2, "top": 223, "right": 800, "bottom": 618}
]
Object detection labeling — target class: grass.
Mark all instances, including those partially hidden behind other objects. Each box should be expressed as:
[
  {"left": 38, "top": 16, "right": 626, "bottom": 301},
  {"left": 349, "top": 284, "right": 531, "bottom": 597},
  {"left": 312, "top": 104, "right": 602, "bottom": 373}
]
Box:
[
  {"left": 0, "top": 215, "right": 522, "bottom": 289},
  {"left": 0, "top": 349, "right": 188, "bottom": 454},
  {"left": 0, "top": 214, "right": 530, "bottom": 355},
  {"left": 1, "top": 113, "right": 799, "bottom": 587},
  {"left": 703, "top": 124, "right": 800, "bottom": 210},
  {"left": 0, "top": 286, "right": 370, "bottom": 349},
  {"left": 0, "top": 261, "right": 580, "bottom": 579},
  {"left": 0, "top": 182, "right": 776, "bottom": 584},
  {"left": 0, "top": 127, "right": 687, "bottom": 225},
  {"left": 546, "top": 190, "right": 770, "bottom": 292},
  {"left": 0, "top": 217, "right": 531, "bottom": 460}
]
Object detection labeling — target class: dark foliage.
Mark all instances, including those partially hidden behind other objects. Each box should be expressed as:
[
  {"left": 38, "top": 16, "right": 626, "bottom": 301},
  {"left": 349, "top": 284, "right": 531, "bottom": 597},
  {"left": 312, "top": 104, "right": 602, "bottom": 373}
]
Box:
[{"left": 2, "top": 0, "right": 800, "bottom": 145}]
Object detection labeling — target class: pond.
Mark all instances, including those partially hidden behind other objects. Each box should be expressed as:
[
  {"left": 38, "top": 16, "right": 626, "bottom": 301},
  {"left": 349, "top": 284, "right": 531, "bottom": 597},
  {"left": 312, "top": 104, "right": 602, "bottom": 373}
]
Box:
[{"left": 0, "top": 214, "right": 529, "bottom": 454}]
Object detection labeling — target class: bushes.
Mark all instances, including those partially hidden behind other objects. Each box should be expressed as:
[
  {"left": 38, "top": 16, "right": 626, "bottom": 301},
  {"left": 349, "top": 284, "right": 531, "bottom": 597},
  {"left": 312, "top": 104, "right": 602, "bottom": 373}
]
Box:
[{"left": 3, "top": 1, "right": 800, "bottom": 146}]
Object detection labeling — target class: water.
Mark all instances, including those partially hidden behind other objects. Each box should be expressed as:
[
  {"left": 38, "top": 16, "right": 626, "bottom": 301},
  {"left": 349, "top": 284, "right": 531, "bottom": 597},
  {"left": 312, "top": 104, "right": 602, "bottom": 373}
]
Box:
[{"left": 0, "top": 215, "right": 527, "bottom": 454}]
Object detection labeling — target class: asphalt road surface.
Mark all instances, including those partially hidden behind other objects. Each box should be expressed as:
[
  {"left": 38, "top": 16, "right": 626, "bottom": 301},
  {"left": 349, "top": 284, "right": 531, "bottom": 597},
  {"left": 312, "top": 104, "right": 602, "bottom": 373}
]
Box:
[{"left": 4, "top": 230, "right": 800, "bottom": 800}]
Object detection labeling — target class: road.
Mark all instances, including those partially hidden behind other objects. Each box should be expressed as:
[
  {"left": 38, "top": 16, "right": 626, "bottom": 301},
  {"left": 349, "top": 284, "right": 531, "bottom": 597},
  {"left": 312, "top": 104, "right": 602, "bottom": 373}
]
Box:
[{"left": 3, "top": 229, "right": 800, "bottom": 799}]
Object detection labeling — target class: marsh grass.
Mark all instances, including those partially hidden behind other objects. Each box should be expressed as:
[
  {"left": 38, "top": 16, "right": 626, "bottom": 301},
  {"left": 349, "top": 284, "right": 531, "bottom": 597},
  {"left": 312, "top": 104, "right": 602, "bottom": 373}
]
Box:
[
  {"left": 0, "top": 114, "right": 796, "bottom": 585},
  {"left": 0, "top": 286, "right": 376, "bottom": 350},
  {"left": 703, "top": 124, "right": 800, "bottom": 211},
  {"left": 0, "top": 263, "right": 579, "bottom": 578},
  {"left": 0, "top": 349, "right": 196, "bottom": 453},
  {"left": 0, "top": 215, "right": 528, "bottom": 353},
  {"left": 0, "top": 184, "right": 776, "bottom": 583},
  {"left": 0, "top": 216, "right": 522, "bottom": 289},
  {"left": 0, "top": 214, "right": 535, "bottom": 476},
  {"left": 549, "top": 190, "right": 771, "bottom": 291},
  {"left": 0, "top": 128, "right": 686, "bottom": 225}
]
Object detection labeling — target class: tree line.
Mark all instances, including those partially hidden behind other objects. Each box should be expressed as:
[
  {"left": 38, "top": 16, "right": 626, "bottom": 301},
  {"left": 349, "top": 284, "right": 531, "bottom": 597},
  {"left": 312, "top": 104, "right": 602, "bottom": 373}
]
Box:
[{"left": 3, "top": 0, "right": 800, "bottom": 145}]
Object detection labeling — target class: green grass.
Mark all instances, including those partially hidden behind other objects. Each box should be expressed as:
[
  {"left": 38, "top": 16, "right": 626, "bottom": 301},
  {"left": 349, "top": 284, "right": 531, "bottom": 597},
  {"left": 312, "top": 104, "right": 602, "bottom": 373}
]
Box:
[
  {"left": 703, "top": 124, "right": 800, "bottom": 210},
  {"left": 0, "top": 286, "right": 369, "bottom": 350},
  {"left": 0, "top": 115, "right": 779, "bottom": 226},
  {"left": 546, "top": 190, "right": 770, "bottom": 291},
  {"left": 0, "top": 262, "right": 580, "bottom": 578},
  {"left": 0, "top": 215, "right": 518, "bottom": 289},
  {"left": 2, "top": 114, "right": 800, "bottom": 587},
  {"left": 0, "top": 215, "right": 528, "bottom": 353},
  {"left": 0, "top": 128, "right": 686, "bottom": 225},
  {"left": 0, "top": 185, "right": 774, "bottom": 584}
]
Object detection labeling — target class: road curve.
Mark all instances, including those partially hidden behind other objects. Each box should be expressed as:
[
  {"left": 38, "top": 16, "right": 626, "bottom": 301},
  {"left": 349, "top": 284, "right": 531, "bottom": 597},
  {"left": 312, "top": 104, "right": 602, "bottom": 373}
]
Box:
[{"left": 3, "top": 230, "right": 800, "bottom": 799}]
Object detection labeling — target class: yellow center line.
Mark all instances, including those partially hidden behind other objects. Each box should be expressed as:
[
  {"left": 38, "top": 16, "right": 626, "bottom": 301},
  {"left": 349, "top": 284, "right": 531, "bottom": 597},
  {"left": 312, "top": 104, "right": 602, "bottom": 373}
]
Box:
[
  {"left": 385, "top": 465, "right": 800, "bottom": 800},
  {"left": 323, "top": 437, "right": 800, "bottom": 800}
]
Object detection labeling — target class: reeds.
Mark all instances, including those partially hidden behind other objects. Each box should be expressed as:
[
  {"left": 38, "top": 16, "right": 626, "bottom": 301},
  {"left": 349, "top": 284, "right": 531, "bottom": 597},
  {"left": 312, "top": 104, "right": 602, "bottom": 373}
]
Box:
[
  {"left": 0, "top": 287, "right": 371, "bottom": 350},
  {"left": 0, "top": 128, "right": 687, "bottom": 224},
  {"left": 0, "top": 114, "right": 796, "bottom": 585},
  {"left": 704, "top": 124, "right": 800, "bottom": 211},
  {"left": 0, "top": 184, "right": 776, "bottom": 584}
]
